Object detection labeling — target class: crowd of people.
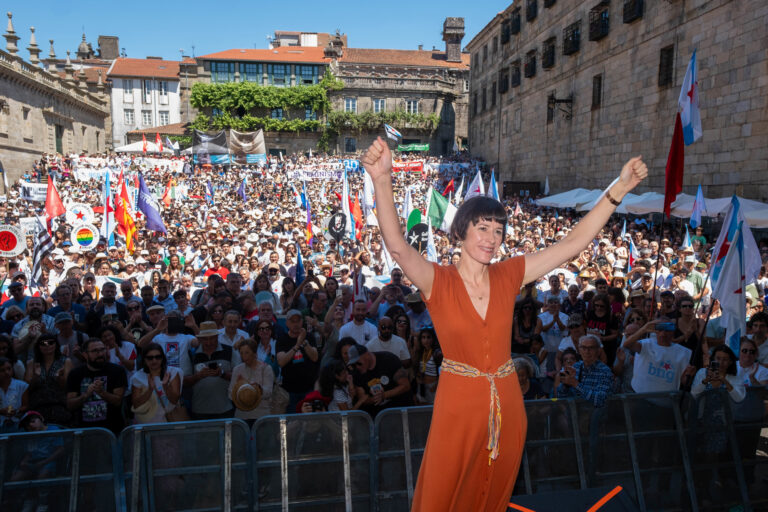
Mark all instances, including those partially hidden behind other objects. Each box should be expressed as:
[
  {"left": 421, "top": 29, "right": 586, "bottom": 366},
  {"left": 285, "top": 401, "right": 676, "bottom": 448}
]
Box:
[{"left": 1, "top": 147, "right": 767, "bottom": 445}]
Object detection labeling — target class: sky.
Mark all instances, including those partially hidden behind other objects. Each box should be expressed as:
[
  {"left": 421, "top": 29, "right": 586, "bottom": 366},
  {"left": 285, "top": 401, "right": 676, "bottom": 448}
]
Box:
[{"left": 4, "top": 0, "right": 510, "bottom": 61}]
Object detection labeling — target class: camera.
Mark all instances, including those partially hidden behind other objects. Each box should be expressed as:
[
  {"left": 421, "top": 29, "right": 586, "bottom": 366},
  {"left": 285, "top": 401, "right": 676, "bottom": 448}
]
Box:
[
  {"left": 208, "top": 362, "right": 219, "bottom": 371},
  {"left": 311, "top": 399, "right": 325, "bottom": 412},
  {"left": 709, "top": 360, "right": 720, "bottom": 372}
]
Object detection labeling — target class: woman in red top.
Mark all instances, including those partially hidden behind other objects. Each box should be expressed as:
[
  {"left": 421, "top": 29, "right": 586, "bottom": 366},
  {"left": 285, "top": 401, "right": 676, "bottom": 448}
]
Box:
[{"left": 362, "top": 137, "right": 647, "bottom": 511}]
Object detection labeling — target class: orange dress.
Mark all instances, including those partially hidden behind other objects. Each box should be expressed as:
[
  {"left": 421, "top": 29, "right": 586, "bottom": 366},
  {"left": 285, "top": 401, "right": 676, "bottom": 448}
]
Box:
[{"left": 412, "top": 258, "right": 527, "bottom": 512}]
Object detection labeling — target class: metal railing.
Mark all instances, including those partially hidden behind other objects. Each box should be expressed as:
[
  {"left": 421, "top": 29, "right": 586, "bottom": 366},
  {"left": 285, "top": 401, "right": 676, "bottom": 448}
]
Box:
[{"left": 1, "top": 388, "right": 767, "bottom": 511}]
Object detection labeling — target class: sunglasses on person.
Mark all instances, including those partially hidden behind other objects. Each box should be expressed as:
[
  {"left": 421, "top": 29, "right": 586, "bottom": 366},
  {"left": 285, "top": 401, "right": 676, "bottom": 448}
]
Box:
[
  {"left": 144, "top": 354, "right": 163, "bottom": 361},
  {"left": 257, "top": 326, "right": 271, "bottom": 332},
  {"left": 39, "top": 339, "right": 57, "bottom": 347},
  {"left": 741, "top": 348, "right": 756, "bottom": 355}
]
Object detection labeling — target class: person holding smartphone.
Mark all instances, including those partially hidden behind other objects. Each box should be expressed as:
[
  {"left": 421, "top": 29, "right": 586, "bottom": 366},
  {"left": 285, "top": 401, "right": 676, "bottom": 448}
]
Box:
[
  {"left": 185, "top": 321, "right": 235, "bottom": 420},
  {"left": 690, "top": 345, "right": 745, "bottom": 402}
]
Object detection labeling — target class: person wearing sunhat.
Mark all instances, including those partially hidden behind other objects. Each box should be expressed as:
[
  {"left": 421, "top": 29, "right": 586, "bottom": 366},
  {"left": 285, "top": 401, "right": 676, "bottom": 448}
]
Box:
[
  {"left": 229, "top": 338, "right": 273, "bottom": 425},
  {"left": 185, "top": 321, "right": 236, "bottom": 419}
]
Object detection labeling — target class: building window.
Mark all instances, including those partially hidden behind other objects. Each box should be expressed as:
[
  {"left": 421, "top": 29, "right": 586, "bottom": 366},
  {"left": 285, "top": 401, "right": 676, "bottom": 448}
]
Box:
[
  {"left": 542, "top": 38, "right": 556, "bottom": 69},
  {"left": 547, "top": 93, "right": 555, "bottom": 124},
  {"left": 483, "top": 44, "right": 488, "bottom": 63},
  {"left": 141, "top": 110, "right": 152, "bottom": 126},
  {"left": 22, "top": 107, "right": 29, "bottom": 121},
  {"left": 212, "top": 62, "right": 235, "bottom": 83},
  {"left": 499, "top": 69, "right": 509, "bottom": 94},
  {"left": 491, "top": 82, "right": 497, "bottom": 107},
  {"left": 344, "top": 137, "right": 356, "bottom": 153},
  {"left": 524, "top": 51, "right": 537, "bottom": 78},
  {"left": 268, "top": 64, "right": 287, "bottom": 86},
  {"left": 212, "top": 108, "right": 223, "bottom": 118},
  {"left": 658, "top": 45, "right": 674, "bottom": 87},
  {"left": 526, "top": 0, "right": 538, "bottom": 22},
  {"left": 344, "top": 97, "right": 357, "bottom": 113},
  {"left": 463, "top": 80, "right": 470, "bottom": 92},
  {"left": 240, "top": 63, "right": 262, "bottom": 82},
  {"left": 142, "top": 80, "right": 152, "bottom": 104},
  {"left": 501, "top": 20, "right": 511, "bottom": 44},
  {"left": 492, "top": 36, "right": 498, "bottom": 54},
  {"left": 297, "top": 65, "right": 318, "bottom": 85},
  {"left": 623, "top": 0, "right": 644, "bottom": 23},
  {"left": 405, "top": 99, "right": 419, "bottom": 114},
  {"left": 592, "top": 74, "right": 602, "bottom": 109},
  {"left": 305, "top": 105, "right": 317, "bottom": 120},
  {"left": 482, "top": 88, "right": 487, "bottom": 111},
  {"left": 158, "top": 81, "right": 168, "bottom": 97},
  {"left": 159, "top": 111, "right": 170, "bottom": 125},
  {"left": 123, "top": 79, "right": 133, "bottom": 102},
  {"left": 96, "top": 132, "right": 100, "bottom": 151},
  {"left": 563, "top": 21, "right": 581, "bottom": 55},
  {"left": 544, "top": 0, "right": 556, "bottom": 7},
  {"left": 124, "top": 109, "right": 134, "bottom": 125},
  {"left": 473, "top": 93, "right": 478, "bottom": 115},
  {"left": 511, "top": 61, "right": 521, "bottom": 87},
  {"left": 511, "top": 8, "right": 521, "bottom": 35},
  {"left": 271, "top": 108, "right": 283, "bottom": 119},
  {"left": 589, "top": 1, "right": 610, "bottom": 41},
  {"left": 373, "top": 98, "right": 386, "bottom": 113}
]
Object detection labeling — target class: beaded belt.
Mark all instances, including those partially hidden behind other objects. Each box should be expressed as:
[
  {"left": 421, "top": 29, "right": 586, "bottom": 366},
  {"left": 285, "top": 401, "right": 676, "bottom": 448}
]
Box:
[{"left": 441, "top": 358, "right": 517, "bottom": 464}]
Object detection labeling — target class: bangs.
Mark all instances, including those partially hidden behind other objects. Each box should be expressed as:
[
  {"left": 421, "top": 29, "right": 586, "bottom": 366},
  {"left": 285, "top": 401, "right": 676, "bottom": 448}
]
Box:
[{"left": 450, "top": 196, "right": 508, "bottom": 242}]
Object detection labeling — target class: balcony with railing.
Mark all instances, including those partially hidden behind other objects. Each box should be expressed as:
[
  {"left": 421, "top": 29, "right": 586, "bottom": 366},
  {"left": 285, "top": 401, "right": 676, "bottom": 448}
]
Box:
[
  {"left": 524, "top": 53, "right": 536, "bottom": 78},
  {"left": 589, "top": 2, "right": 610, "bottom": 41},
  {"left": 563, "top": 21, "right": 581, "bottom": 55},
  {"left": 623, "top": 0, "right": 644, "bottom": 23}
]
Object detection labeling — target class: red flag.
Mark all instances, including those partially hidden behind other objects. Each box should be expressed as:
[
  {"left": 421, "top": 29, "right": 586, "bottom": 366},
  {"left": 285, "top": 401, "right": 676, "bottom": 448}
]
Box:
[
  {"left": 155, "top": 133, "right": 163, "bottom": 153},
  {"left": 142, "top": 134, "right": 147, "bottom": 154},
  {"left": 44, "top": 175, "right": 65, "bottom": 233},
  {"left": 442, "top": 179, "right": 455, "bottom": 197},
  {"left": 351, "top": 193, "right": 364, "bottom": 240},
  {"left": 663, "top": 113, "right": 685, "bottom": 218},
  {"left": 514, "top": 202, "right": 523, "bottom": 217}
]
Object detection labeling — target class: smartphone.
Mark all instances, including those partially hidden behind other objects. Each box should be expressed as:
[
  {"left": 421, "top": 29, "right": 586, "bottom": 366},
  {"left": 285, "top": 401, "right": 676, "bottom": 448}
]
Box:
[
  {"left": 709, "top": 360, "right": 720, "bottom": 372},
  {"left": 208, "top": 362, "right": 218, "bottom": 370},
  {"left": 312, "top": 399, "right": 325, "bottom": 412}
]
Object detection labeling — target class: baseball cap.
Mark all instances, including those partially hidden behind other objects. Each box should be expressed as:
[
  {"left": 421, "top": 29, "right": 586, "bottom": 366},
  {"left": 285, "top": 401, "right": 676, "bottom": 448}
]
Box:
[
  {"left": 54, "top": 312, "right": 73, "bottom": 324},
  {"left": 285, "top": 309, "right": 303, "bottom": 320},
  {"left": 347, "top": 344, "right": 368, "bottom": 365},
  {"left": 19, "top": 410, "right": 44, "bottom": 426},
  {"left": 684, "top": 255, "right": 696, "bottom": 263}
]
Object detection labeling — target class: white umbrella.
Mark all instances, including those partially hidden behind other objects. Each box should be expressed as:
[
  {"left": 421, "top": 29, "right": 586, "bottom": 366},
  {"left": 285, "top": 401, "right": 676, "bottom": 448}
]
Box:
[{"left": 536, "top": 188, "right": 593, "bottom": 208}]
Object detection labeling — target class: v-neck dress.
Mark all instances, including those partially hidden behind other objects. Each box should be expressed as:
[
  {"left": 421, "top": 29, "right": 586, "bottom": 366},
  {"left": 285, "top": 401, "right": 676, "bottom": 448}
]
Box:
[{"left": 412, "top": 257, "right": 527, "bottom": 512}]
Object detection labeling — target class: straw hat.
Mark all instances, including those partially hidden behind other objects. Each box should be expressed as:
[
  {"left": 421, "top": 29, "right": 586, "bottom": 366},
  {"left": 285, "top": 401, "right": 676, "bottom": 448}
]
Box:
[
  {"left": 197, "top": 321, "right": 220, "bottom": 338},
  {"left": 231, "top": 380, "right": 263, "bottom": 411}
]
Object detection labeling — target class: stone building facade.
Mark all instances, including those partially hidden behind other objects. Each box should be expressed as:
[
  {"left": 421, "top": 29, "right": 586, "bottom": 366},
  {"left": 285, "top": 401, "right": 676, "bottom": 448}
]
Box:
[
  {"left": 0, "top": 13, "right": 109, "bottom": 184},
  {"left": 181, "top": 18, "right": 470, "bottom": 156},
  {"left": 466, "top": 0, "right": 768, "bottom": 201}
]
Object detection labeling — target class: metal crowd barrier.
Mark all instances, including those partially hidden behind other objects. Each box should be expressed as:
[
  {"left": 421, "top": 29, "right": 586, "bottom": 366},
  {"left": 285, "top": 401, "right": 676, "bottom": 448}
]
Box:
[
  {"left": 1, "top": 389, "right": 767, "bottom": 512},
  {"left": 0, "top": 427, "right": 124, "bottom": 512}
]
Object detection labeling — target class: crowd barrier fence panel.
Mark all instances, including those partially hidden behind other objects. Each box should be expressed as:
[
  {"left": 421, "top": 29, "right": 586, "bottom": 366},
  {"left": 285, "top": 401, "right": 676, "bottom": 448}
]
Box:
[
  {"left": 0, "top": 427, "right": 124, "bottom": 512},
  {"left": 731, "top": 386, "right": 768, "bottom": 510},
  {"left": 120, "top": 419, "right": 252, "bottom": 512},
  {"left": 252, "top": 410, "right": 374, "bottom": 512},
  {"left": 373, "top": 406, "right": 432, "bottom": 512},
  {"left": 687, "top": 388, "right": 752, "bottom": 512}
]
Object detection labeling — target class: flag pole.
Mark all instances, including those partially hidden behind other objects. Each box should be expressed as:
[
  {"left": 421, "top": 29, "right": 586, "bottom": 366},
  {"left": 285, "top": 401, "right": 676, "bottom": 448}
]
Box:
[{"left": 649, "top": 214, "right": 664, "bottom": 317}]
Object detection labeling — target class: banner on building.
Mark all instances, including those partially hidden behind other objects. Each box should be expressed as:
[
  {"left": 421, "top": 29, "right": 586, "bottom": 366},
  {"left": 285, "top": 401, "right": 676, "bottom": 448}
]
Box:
[
  {"left": 230, "top": 129, "right": 267, "bottom": 165},
  {"left": 193, "top": 130, "right": 228, "bottom": 164},
  {"left": 397, "top": 143, "right": 429, "bottom": 152},
  {"left": 392, "top": 161, "right": 424, "bottom": 173},
  {"left": 20, "top": 182, "right": 48, "bottom": 202}
]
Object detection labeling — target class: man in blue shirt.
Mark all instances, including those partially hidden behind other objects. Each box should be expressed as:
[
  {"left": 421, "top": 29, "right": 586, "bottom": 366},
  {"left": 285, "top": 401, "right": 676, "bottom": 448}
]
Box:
[{"left": 558, "top": 334, "right": 614, "bottom": 407}]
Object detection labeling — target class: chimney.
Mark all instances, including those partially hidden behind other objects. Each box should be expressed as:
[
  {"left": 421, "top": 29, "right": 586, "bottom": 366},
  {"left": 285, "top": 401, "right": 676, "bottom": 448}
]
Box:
[
  {"left": 442, "top": 17, "right": 465, "bottom": 63},
  {"left": 418, "top": 44, "right": 423, "bottom": 51}
]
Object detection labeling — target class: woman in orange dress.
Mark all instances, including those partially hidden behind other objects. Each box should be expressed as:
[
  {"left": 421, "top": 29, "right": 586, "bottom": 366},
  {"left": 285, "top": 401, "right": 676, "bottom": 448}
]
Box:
[{"left": 361, "top": 137, "right": 647, "bottom": 511}]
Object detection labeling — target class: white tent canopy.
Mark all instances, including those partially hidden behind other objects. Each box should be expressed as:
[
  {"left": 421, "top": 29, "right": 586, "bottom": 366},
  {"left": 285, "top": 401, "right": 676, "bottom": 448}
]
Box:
[
  {"left": 114, "top": 141, "right": 173, "bottom": 154},
  {"left": 537, "top": 188, "right": 768, "bottom": 228}
]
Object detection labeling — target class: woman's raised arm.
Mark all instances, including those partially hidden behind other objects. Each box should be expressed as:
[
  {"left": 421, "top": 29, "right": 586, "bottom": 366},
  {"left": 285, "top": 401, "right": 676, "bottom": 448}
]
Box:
[{"left": 361, "top": 137, "right": 435, "bottom": 298}]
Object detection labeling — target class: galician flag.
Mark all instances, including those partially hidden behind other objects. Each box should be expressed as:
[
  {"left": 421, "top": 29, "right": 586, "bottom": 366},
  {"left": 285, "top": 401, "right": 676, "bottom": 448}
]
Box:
[
  {"left": 342, "top": 167, "right": 354, "bottom": 239},
  {"left": 384, "top": 123, "right": 402, "bottom": 141},
  {"left": 487, "top": 169, "right": 500, "bottom": 201},
  {"left": 628, "top": 236, "right": 640, "bottom": 271},
  {"left": 465, "top": 169, "right": 485, "bottom": 200},
  {"left": 711, "top": 222, "right": 746, "bottom": 353},
  {"left": 425, "top": 218, "right": 438, "bottom": 263},
  {"left": 690, "top": 184, "right": 706, "bottom": 228},
  {"left": 137, "top": 173, "right": 166, "bottom": 233},
  {"left": 711, "top": 196, "right": 761, "bottom": 288},
  {"left": 679, "top": 49, "right": 702, "bottom": 146},
  {"left": 683, "top": 225, "right": 692, "bottom": 249},
  {"left": 620, "top": 218, "right": 627, "bottom": 240},
  {"left": 427, "top": 187, "right": 458, "bottom": 232}
]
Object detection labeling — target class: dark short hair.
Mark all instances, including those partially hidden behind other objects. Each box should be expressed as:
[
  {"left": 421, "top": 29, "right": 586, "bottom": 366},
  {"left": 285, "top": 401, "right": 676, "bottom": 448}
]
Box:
[
  {"left": 711, "top": 345, "right": 738, "bottom": 375},
  {"left": 449, "top": 196, "right": 507, "bottom": 242}
]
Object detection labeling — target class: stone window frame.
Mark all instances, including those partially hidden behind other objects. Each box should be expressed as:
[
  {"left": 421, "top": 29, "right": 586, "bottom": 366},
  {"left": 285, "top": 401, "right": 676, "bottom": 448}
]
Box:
[
  {"left": 405, "top": 99, "right": 419, "bottom": 114},
  {"left": 373, "top": 98, "right": 386, "bottom": 113},
  {"left": 141, "top": 110, "right": 152, "bottom": 126},
  {"left": 268, "top": 64, "right": 288, "bottom": 86},
  {"left": 124, "top": 109, "right": 135, "bottom": 125},
  {"left": 542, "top": 37, "right": 556, "bottom": 69},
  {"left": 563, "top": 20, "right": 581, "bottom": 55},
  {"left": 344, "top": 97, "right": 357, "bottom": 113},
  {"left": 159, "top": 110, "right": 170, "bottom": 125},
  {"left": 592, "top": 74, "right": 603, "bottom": 109},
  {"left": 240, "top": 63, "right": 263, "bottom": 83},
  {"left": 123, "top": 79, "right": 133, "bottom": 103}
]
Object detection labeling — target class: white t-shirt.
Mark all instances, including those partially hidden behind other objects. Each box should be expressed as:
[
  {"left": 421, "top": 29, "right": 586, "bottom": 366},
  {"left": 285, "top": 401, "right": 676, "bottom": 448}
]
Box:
[
  {"left": 737, "top": 362, "right": 768, "bottom": 387},
  {"left": 109, "top": 341, "right": 138, "bottom": 390},
  {"left": 630, "top": 338, "right": 692, "bottom": 393},
  {"left": 338, "top": 320, "right": 378, "bottom": 346},
  {"left": 538, "top": 311, "right": 569, "bottom": 352},
  {"left": 753, "top": 337, "right": 768, "bottom": 366},
  {"left": 152, "top": 333, "right": 196, "bottom": 375},
  {"left": 365, "top": 335, "right": 410, "bottom": 361}
]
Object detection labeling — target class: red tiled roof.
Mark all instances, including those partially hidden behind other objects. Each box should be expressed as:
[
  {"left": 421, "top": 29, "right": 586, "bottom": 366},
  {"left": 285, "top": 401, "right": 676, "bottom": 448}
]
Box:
[
  {"left": 108, "top": 58, "right": 180, "bottom": 79},
  {"left": 127, "top": 122, "right": 188, "bottom": 135},
  {"left": 340, "top": 48, "right": 470, "bottom": 69},
  {"left": 197, "top": 46, "right": 330, "bottom": 64},
  {"left": 56, "top": 67, "right": 108, "bottom": 84}
]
